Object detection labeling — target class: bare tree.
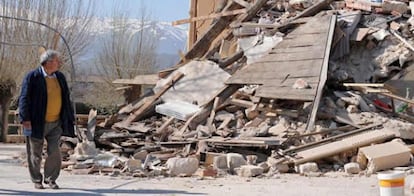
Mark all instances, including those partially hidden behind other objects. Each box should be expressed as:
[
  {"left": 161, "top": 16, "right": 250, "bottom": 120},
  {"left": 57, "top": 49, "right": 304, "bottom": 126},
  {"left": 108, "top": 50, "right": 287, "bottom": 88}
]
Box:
[
  {"left": 0, "top": 0, "right": 96, "bottom": 141},
  {"left": 95, "top": 2, "right": 159, "bottom": 83},
  {"left": 80, "top": 2, "right": 159, "bottom": 111}
]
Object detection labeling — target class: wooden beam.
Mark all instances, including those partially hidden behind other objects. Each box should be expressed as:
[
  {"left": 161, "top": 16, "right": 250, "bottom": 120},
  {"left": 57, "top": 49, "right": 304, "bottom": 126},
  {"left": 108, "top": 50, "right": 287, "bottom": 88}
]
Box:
[
  {"left": 390, "top": 29, "right": 414, "bottom": 52},
  {"left": 188, "top": 0, "right": 198, "bottom": 48},
  {"left": 156, "top": 117, "right": 175, "bottom": 141},
  {"left": 219, "top": 50, "right": 244, "bottom": 68},
  {"left": 206, "top": 97, "right": 220, "bottom": 133},
  {"left": 343, "top": 83, "right": 384, "bottom": 87},
  {"left": 284, "top": 123, "right": 382, "bottom": 154},
  {"left": 172, "top": 9, "right": 247, "bottom": 26},
  {"left": 156, "top": 117, "right": 175, "bottom": 135},
  {"left": 118, "top": 95, "right": 154, "bottom": 115},
  {"left": 306, "top": 15, "right": 336, "bottom": 131},
  {"left": 112, "top": 74, "right": 158, "bottom": 85},
  {"left": 124, "top": 72, "right": 184, "bottom": 124},
  {"left": 380, "top": 92, "right": 414, "bottom": 105}
]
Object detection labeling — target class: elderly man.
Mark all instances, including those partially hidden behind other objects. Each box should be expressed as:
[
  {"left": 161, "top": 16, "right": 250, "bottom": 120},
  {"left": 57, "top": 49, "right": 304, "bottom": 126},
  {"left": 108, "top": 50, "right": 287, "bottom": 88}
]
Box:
[{"left": 19, "top": 50, "right": 75, "bottom": 189}]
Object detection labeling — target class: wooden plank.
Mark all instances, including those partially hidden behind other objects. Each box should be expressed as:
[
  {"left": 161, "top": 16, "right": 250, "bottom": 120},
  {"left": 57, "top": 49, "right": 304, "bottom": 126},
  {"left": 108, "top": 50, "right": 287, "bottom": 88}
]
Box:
[
  {"left": 172, "top": 9, "right": 247, "bottom": 26},
  {"left": 155, "top": 117, "right": 175, "bottom": 141},
  {"left": 260, "top": 50, "right": 325, "bottom": 62},
  {"left": 229, "top": 15, "right": 335, "bottom": 102},
  {"left": 188, "top": 0, "right": 197, "bottom": 48},
  {"left": 256, "top": 86, "right": 316, "bottom": 101},
  {"left": 244, "top": 68, "right": 322, "bottom": 81},
  {"left": 229, "top": 75, "right": 319, "bottom": 86},
  {"left": 219, "top": 50, "right": 244, "bottom": 68},
  {"left": 343, "top": 83, "right": 384, "bottom": 87},
  {"left": 112, "top": 74, "right": 158, "bottom": 85},
  {"left": 240, "top": 59, "right": 322, "bottom": 72},
  {"left": 271, "top": 45, "right": 325, "bottom": 54},
  {"left": 118, "top": 95, "right": 154, "bottom": 115},
  {"left": 275, "top": 37, "right": 327, "bottom": 48},
  {"left": 293, "top": 129, "right": 395, "bottom": 165},
  {"left": 283, "top": 33, "right": 328, "bottom": 42},
  {"left": 203, "top": 137, "right": 280, "bottom": 147},
  {"left": 285, "top": 123, "right": 382, "bottom": 154},
  {"left": 206, "top": 97, "right": 220, "bottom": 132},
  {"left": 288, "top": 24, "right": 330, "bottom": 36},
  {"left": 306, "top": 15, "right": 336, "bottom": 131},
  {"left": 380, "top": 92, "right": 414, "bottom": 105},
  {"left": 288, "top": 27, "right": 330, "bottom": 36},
  {"left": 227, "top": 60, "right": 323, "bottom": 84},
  {"left": 391, "top": 29, "right": 414, "bottom": 51},
  {"left": 264, "top": 78, "right": 320, "bottom": 87},
  {"left": 125, "top": 72, "right": 184, "bottom": 124}
]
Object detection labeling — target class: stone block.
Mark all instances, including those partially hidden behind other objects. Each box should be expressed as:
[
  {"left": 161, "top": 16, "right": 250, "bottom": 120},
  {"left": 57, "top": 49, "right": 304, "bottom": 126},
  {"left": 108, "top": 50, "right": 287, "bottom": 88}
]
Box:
[
  {"left": 227, "top": 153, "right": 247, "bottom": 172},
  {"left": 297, "top": 162, "right": 319, "bottom": 174},
  {"left": 344, "top": 162, "right": 360, "bottom": 174},
  {"left": 166, "top": 157, "right": 199, "bottom": 176},
  {"left": 237, "top": 165, "right": 264, "bottom": 177}
]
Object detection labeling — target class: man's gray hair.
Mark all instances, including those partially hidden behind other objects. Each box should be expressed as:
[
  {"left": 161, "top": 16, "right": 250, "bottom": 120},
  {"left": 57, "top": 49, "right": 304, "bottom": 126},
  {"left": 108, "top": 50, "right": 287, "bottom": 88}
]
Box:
[{"left": 40, "top": 50, "right": 60, "bottom": 65}]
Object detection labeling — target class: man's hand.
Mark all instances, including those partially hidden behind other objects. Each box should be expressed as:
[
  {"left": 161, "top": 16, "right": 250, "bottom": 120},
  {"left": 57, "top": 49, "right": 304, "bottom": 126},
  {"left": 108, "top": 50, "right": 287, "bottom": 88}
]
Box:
[{"left": 22, "top": 121, "right": 32, "bottom": 130}]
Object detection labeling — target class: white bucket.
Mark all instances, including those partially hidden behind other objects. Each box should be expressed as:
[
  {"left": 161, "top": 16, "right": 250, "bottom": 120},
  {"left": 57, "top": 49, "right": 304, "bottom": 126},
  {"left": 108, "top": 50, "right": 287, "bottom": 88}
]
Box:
[{"left": 377, "top": 171, "right": 405, "bottom": 196}]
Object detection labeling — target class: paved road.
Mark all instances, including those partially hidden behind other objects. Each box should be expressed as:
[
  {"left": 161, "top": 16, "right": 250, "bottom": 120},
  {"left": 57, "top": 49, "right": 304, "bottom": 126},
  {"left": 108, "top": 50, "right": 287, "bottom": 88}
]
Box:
[{"left": 0, "top": 143, "right": 408, "bottom": 196}]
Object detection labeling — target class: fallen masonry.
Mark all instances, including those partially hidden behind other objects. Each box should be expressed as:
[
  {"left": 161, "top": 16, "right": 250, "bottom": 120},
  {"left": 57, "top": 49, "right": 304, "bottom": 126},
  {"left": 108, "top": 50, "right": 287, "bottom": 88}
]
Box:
[{"left": 14, "top": 0, "right": 414, "bottom": 180}]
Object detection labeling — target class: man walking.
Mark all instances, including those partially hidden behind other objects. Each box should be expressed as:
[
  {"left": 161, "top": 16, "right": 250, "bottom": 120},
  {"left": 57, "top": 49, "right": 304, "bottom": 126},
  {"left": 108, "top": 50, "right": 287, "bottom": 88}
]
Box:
[{"left": 19, "top": 50, "right": 75, "bottom": 189}]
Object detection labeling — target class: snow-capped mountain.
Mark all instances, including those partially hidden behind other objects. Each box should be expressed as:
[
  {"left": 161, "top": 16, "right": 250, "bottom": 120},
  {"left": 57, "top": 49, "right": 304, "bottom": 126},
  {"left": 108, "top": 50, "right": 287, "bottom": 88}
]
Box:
[{"left": 79, "top": 17, "right": 188, "bottom": 72}]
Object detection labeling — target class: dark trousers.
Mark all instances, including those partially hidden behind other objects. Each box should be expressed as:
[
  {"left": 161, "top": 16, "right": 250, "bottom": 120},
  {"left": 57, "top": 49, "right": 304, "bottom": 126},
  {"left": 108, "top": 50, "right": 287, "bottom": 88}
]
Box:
[{"left": 26, "top": 120, "right": 62, "bottom": 183}]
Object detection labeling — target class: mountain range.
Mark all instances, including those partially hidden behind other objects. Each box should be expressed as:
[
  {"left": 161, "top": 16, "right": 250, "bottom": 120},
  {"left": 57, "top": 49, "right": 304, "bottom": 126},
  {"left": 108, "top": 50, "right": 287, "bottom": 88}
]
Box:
[{"left": 79, "top": 17, "right": 188, "bottom": 73}]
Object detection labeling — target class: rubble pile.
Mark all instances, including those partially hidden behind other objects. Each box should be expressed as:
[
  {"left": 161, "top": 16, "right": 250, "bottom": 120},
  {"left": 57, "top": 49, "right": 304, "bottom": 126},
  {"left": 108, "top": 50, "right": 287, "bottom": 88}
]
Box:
[{"left": 61, "top": 0, "right": 414, "bottom": 178}]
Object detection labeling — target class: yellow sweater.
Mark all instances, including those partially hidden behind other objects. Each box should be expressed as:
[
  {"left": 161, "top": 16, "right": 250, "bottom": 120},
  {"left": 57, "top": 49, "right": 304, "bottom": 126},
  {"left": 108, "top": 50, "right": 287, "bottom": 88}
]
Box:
[{"left": 45, "top": 77, "right": 62, "bottom": 122}]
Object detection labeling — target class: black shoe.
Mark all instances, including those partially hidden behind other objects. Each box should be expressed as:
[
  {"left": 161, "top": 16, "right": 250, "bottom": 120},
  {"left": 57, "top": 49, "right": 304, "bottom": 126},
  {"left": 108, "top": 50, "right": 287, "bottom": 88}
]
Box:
[
  {"left": 34, "top": 182, "right": 44, "bottom": 189},
  {"left": 46, "top": 181, "right": 59, "bottom": 189}
]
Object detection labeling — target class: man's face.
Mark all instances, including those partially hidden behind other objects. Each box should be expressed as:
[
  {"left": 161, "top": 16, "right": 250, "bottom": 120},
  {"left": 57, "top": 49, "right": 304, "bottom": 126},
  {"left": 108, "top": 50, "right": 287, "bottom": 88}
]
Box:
[{"left": 44, "top": 56, "right": 60, "bottom": 74}]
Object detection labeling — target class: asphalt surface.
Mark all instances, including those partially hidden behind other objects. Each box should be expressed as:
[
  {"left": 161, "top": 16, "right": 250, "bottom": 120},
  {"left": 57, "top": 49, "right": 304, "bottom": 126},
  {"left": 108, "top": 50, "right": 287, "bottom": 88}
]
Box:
[{"left": 0, "top": 142, "right": 409, "bottom": 196}]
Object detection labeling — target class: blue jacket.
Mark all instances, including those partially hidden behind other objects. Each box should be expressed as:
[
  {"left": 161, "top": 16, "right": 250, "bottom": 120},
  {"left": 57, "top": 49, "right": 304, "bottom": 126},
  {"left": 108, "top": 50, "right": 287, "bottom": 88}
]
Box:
[{"left": 18, "top": 66, "right": 75, "bottom": 139}]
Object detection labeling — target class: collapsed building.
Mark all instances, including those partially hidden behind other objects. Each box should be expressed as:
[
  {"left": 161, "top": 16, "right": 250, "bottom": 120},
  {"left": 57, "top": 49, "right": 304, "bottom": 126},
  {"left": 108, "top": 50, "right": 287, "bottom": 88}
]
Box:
[{"left": 58, "top": 0, "right": 414, "bottom": 178}]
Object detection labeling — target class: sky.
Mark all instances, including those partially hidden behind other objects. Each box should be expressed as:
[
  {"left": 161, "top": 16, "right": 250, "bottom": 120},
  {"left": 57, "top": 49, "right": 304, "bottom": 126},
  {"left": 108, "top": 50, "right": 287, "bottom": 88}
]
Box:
[{"left": 97, "top": 0, "right": 190, "bottom": 22}]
